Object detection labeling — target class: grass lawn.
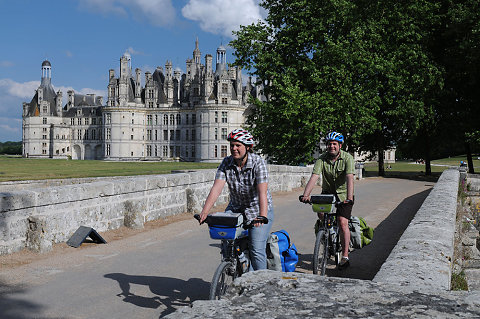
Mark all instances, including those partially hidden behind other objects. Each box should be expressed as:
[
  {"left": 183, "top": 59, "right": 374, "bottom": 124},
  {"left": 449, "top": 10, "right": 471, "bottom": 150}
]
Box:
[
  {"left": 363, "top": 156, "right": 479, "bottom": 182},
  {"left": 0, "top": 155, "right": 220, "bottom": 182}
]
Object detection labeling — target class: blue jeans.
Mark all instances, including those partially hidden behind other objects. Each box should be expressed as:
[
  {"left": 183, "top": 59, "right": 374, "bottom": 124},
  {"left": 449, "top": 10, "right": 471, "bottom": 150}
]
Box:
[
  {"left": 248, "top": 207, "right": 274, "bottom": 270},
  {"left": 224, "top": 207, "right": 274, "bottom": 270}
]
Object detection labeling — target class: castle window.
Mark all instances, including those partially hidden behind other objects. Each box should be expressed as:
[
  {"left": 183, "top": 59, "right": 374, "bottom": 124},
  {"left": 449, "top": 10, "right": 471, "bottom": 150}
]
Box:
[
  {"left": 77, "top": 130, "right": 82, "bottom": 140},
  {"left": 191, "top": 146, "right": 196, "bottom": 158},
  {"left": 147, "top": 130, "right": 152, "bottom": 140},
  {"left": 221, "top": 128, "right": 227, "bottom": 140},
  {"left": 131, "top": 134, "right": 134, "bottom": 140},
  {"left": 106, "top": 144, "right": 110, "bottom": 156},
  {"left": 155, "top": 145, "right": 158, "bottom": 157},
  {"left": 149, "top": 102, "right": 153, "bottom": 108},
  {"left": 222, "top": 112, "right": 228, "bottom": 123},
  {"left": 176, "top": 114, "right": 181, "bottom": 125},
  {"left": 71, "top": 118, "right": 75, "bottom": 125},
  {"left": 155, "top": 130, "right": 158, "bottom": 140},
  {"left": 85, "top": 130, "right": 89, "bottom": 140},
  {"left": 215, "top": 128, "right": 218, "bottom": 140},
  {"left": 222, "top": 83, "right": 228, "bottom": 94},
  {"left": 43, "top": 118, "right": 47, "bottom": 124},
  {"left": 155, "top": 115, "right": 158, "bottom": 125},
  {"left": 170, "top": 130, "right": 174, "bottom": 140},
  {"left": 164, "top": 114, "right": 168, "bottom": 125},
  {"left": 186, "top": 129, "right": 189, "bottom": 141},
  {"left": 191, "top": 129, "right": 196, "bottom": 141},
  {"left": 192, "top": 114, "right": 196, "bottom": 124},
  {"left": 92, "top": 130, "right": 96, "bottom": 140},
  {"left": 163, "top": 145, "right": 168, "bottom": 157},
  {"left": 214, "top": 145, "right": 218, "bottom": 158},
  {"left": 147, "top": 115, "right": 153, "bottom": 125},
  {"left": 43, "top": 106, "right": 47, "bottom": 113},
  {"left": 106, "top": 113, "right": 111, "bottom": 124},
  {"left": 77, "top": 118, "right": 81, "bottom": 125},
  {"left": 163, "top": 130, "right": 168, "bottom": 140},
  {"left": 186, "top": 114, "right": 189, "bottom": 125},
  {"left": 92, "top": 118, "right": 97, "bottom": 125},
  {"left": 215, "top": 111, "right": 218, "bottom": 123},
  {"left": 176, "top": 130, "right": 180, "bottom": 140},
  {"left": 221, "top": 145, "right": 227, "bottom": 157},
  {"left": 170, "top": 114, "right": 175, "bottom": 125},
  {"left": 106, "top": 128, "right": 111, "bottom": 140},
  {"left": 147, "top": 145, "right": 152, "bottom": 156}
]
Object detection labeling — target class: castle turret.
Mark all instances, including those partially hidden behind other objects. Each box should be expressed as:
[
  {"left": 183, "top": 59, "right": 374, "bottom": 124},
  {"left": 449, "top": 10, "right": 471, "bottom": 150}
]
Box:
[{"left": 41, "top": 60, "right": 51, "bottom": 86}]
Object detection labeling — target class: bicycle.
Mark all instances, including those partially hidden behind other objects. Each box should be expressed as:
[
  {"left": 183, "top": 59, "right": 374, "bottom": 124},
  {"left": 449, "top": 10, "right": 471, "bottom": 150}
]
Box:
[
  {"left": 299, "top": 194, "right": 343, "bottom": 276},
  {"left": 194, "top": 212, "right": 268, "bottom": 300}
]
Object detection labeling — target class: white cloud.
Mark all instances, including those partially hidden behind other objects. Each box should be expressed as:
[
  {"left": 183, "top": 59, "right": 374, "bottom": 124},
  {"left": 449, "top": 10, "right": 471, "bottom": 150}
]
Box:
[
  {"left": 0, "top": 79, "right": 39, "bottom": 99},
  {"left": 78, "top": 0, "right": 176, "bottom": 26},
  {"left": 126, "top": 47, "right": 145, "bottom": 56},
  {"left": 182, "top": 0, "right": 264, "bottom": 38}
]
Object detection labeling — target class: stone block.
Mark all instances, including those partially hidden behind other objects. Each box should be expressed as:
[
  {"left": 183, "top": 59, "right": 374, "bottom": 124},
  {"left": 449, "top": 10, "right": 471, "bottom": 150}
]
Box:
[
  {"left": 123, "top": 200, "right": 145, "bottom": 229},
  {"left": 26, "top": 215, "right": 52, "bottom": 253}
]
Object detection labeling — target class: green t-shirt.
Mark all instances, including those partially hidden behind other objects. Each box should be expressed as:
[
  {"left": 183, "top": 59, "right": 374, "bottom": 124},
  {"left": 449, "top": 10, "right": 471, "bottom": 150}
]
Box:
[{"left": 312, "top": 150, "right": 355, "bottom": 202}]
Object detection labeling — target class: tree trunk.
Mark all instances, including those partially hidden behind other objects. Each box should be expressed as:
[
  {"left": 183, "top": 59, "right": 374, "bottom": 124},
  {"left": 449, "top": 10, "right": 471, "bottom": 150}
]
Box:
[
  {"left": 378, "top": 148, "right": 385, "bottom": 176},
  {"left": 466, "top": 142, "right": 475, "bottom": 174},
  {"left": 424, "top": 132, "right": 432, "bottom": 175}
]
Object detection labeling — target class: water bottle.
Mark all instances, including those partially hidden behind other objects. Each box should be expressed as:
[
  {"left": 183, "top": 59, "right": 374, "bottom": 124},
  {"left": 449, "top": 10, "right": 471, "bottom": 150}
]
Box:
[{"left": 238, "top": 250, "right": 249, "bottom": 273}]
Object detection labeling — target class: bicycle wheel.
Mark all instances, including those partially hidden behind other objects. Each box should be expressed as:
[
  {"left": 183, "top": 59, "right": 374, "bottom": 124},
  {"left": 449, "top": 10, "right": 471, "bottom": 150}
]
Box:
[
  {"left": 334, "top": 232, "right": 342, "bottom": 266},
  {"left": 209, "top": 261, "right": 236, "bottom": 300},
  {"left": 313, "top": 230, "right": 329, "bottom": 275}
]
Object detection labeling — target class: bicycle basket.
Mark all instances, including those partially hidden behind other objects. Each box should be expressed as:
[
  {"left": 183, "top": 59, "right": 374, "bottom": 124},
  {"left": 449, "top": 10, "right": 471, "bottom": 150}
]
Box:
[
  {"left": 207, "top": 212, "right": 248, "bottom": 240},
  {"left": 311, "top": 195, "right": 335, "bottom": 213}
]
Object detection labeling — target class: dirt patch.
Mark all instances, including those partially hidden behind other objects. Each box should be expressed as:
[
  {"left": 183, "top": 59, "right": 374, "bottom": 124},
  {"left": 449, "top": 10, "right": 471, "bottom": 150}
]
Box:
[{"left": 0, "top": 212, "right": 194, "bottom": 270}]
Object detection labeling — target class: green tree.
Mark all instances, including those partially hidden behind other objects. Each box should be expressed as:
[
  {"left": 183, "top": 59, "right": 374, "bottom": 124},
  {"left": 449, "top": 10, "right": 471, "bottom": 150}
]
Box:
[{"left": 231, "top": 0, "right": 442, "bottom": 173}]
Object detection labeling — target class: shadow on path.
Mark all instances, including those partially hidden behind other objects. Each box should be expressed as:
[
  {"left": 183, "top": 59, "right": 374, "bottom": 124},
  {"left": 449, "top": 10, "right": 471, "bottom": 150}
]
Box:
[
  {"left": 104, "top": 273, "right": 209, "bottom": 318},
  {"left": 0, "top": 280, "right": 44, "bottom": 319},
  {"left": 296, "top": 188, "right": 432, "bottom": 280}
]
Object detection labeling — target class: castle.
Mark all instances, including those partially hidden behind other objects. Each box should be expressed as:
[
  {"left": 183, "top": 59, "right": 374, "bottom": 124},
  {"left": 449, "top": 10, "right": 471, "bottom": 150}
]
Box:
[{"left": 22, "top": 39, "right": 261, "bottom": 162}]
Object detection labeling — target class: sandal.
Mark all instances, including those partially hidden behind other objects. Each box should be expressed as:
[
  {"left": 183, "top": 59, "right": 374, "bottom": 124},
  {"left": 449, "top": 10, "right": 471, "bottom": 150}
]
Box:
[{"left": 338, "top": 257, "right": 350, "bottom": 270}]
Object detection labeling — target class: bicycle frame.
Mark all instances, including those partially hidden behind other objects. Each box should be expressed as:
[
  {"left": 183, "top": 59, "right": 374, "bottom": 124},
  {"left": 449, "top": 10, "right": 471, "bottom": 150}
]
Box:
[{"left": 300, "top": 194, "right": 342, "bottom": 275}]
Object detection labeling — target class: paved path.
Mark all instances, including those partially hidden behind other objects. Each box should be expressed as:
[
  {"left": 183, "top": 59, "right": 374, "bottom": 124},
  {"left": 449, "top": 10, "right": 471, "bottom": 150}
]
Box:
[{"left": 0, "top": 177, "right": 433, "bottom": 318}]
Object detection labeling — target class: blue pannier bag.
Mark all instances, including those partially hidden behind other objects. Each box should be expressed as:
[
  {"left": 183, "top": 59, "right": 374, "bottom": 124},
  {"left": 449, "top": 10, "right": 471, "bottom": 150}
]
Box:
[{"left": 266, "top": 230, "right": 299, "bottom": 272}]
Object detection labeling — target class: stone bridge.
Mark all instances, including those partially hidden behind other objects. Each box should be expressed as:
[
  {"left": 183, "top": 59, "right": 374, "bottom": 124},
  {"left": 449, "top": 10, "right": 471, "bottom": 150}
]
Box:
[{"left": 166, "top": 169, "right": 480, "bottom": 318}]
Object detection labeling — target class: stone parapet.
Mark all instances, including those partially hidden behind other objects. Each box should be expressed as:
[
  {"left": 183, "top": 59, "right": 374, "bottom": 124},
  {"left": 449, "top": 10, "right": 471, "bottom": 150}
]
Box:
[
  {"left": 165, "top": 270, "right": 480, "bottom": 318},
  {"left": 0, "top": 165, "right": 312, "bottom": 255},
  {"left": 373, "top": 169, "right": 459, "bottom": 291}
]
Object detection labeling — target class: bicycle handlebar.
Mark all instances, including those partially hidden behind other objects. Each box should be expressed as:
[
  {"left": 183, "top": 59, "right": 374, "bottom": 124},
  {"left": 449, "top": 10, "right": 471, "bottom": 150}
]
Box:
[
  {"left": 193, "top": 214, "right": 268, "bottom": 228},
  {"left": 299, "top": 195, "right": 351, "bottom": 206}
]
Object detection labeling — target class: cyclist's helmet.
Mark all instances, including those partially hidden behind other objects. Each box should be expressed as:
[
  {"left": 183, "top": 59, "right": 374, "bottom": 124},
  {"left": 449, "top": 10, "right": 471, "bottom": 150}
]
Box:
[
  {"left": 227, "top": 129, "right": 254, "bottom": 146},
  {"left": 325, "top": 131, "right": 344, "bottom": 143}
]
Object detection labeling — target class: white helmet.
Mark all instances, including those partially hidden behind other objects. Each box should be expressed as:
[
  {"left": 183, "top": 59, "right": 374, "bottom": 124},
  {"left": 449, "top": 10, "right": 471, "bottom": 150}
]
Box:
[{"left": 227, "top": 129, "right": 254, "bottom": 145}]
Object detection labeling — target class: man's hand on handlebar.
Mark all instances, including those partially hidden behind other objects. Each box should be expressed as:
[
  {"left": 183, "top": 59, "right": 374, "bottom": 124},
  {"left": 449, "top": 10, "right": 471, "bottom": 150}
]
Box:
[{"left": 299, "top": 195, "right": 311, "bottom": 203}]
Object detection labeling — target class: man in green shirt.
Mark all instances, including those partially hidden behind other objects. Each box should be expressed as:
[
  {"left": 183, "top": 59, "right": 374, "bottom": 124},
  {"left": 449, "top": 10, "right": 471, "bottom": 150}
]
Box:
[{"left": 301, "top": 132, "right": 355, "bottom": 269}]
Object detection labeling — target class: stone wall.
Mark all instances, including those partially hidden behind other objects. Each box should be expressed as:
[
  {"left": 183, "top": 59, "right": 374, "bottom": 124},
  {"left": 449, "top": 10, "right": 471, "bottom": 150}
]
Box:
[
  {"left": 0, "top": 165, "right": 312, "bottom": 255},
  {"left": 166, "top": 169, "right": 476, "bottom": 318}
]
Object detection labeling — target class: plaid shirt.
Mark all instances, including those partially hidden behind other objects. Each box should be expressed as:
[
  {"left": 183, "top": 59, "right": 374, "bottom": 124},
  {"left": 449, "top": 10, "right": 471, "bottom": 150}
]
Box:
[{"left": 216, "top": 153, "right": 273, "bottom": 221}]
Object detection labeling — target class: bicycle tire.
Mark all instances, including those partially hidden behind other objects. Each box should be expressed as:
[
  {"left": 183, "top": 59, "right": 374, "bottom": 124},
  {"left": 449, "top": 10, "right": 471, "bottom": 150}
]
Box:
[
  {"left": 334, "top": 232, "right": 342, "bottom": 265},
  {"left": 209, "top": 261, "right": 236, "bottom": 300},
  {"left": 313, "top": 230, "right": 328, "bottom": 276}
]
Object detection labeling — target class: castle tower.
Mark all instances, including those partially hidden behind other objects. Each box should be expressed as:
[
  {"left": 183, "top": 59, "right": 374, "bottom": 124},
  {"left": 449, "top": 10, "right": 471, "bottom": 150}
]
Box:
[
  {"left": 215, "top": 45, "right": 227, "bottom": 77},
  {"left": 41, "top": 60, "right": 52, "bottom": 86}
]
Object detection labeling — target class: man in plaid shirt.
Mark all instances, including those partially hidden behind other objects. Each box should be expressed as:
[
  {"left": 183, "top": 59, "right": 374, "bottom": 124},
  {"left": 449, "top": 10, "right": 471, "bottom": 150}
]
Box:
[{"left": 199, "top": 129, "right": 274, "bottom": 270}]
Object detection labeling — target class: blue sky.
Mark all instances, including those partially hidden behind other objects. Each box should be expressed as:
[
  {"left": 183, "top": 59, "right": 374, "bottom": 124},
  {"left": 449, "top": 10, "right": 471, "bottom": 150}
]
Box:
[{"left": 0, "top": 0, "right": 265, "bottom": 142}]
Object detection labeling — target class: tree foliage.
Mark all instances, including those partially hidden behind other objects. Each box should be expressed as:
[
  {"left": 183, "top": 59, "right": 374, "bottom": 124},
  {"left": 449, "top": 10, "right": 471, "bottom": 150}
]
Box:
[{"left": 230, "top": 0, "right": 443, "bottom": 170}]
